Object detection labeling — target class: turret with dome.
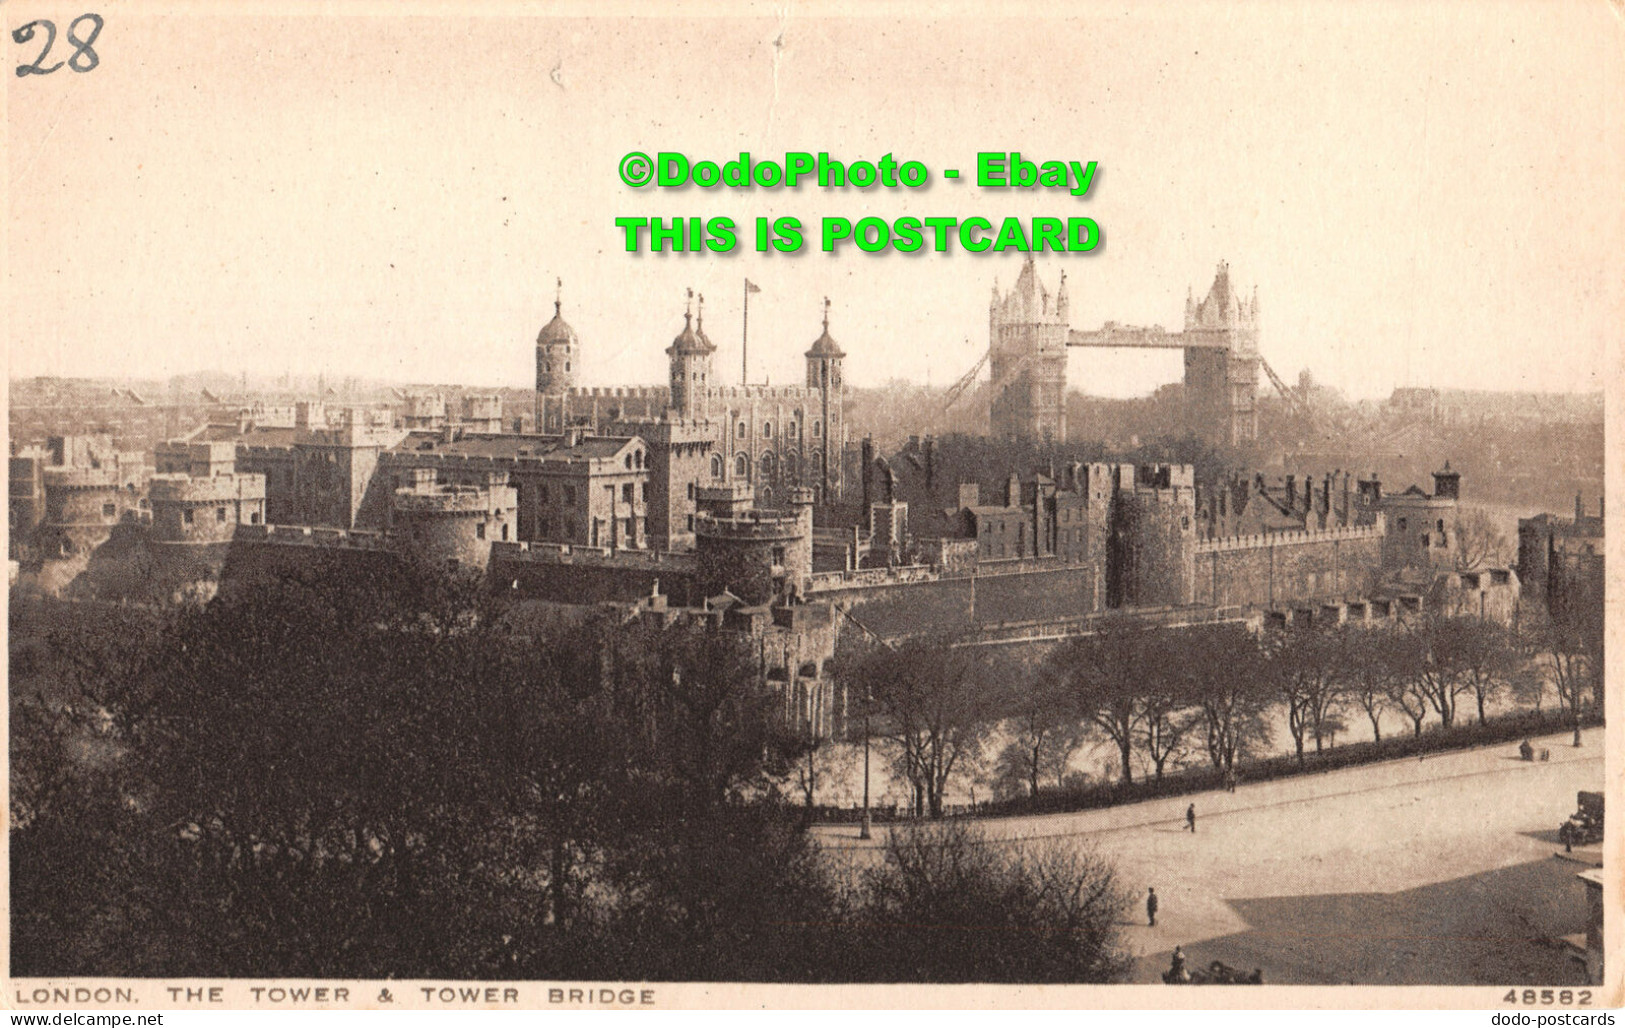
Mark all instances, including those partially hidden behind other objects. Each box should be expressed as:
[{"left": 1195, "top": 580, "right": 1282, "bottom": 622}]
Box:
[
  {"left": 535, "top": 278, "right": 579, "bottom": 431},
  {"left": 667, "top": 290, "right": 716, "bottom": 419}
]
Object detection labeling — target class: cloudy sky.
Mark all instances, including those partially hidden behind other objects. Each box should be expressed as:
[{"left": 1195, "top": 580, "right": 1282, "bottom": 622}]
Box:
[{"left": 7, "top": 2, "right": 1621, "bottom": 398}]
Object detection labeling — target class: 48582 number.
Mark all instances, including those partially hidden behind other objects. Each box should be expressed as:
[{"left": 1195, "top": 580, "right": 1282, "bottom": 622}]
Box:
[{"left": 1503, "top": 989, "right": 1593, "bottom": 1006}]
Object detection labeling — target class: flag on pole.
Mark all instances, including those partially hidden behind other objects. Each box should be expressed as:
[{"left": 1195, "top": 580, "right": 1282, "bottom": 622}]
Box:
[{"left": 745, "top": 278, "right": 762, "bottom": 294}]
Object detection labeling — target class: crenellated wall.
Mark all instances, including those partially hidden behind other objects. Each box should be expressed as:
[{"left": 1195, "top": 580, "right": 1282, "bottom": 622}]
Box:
[{"left": 1191, "top": 524, "right": 1385, "bottom": 609}]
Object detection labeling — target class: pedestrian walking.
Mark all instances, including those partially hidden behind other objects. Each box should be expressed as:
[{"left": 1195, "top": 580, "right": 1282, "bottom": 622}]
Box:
[
  {"left": 1186, "top": 803, "right": 1197, "bottom": 832},
  {"left": 1146, "top": 887, "right": 1159, "bottom": 926}
]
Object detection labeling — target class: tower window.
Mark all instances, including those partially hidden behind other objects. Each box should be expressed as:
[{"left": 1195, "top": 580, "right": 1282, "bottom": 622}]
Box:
[
  {"left": 813, "top": 420, "right": 822, "bottom": 438},
  {"left": 763, "top": 422, "right": 773, "bottom": 438},
  {"left": 565, "top": 363, "right": 570, "bottom": 372},
  {"left": 737, "top": 421, "right": 746, "bottom": 438},
  {"left": 711, "top": 454, "right": 723, "bottom": 479}
]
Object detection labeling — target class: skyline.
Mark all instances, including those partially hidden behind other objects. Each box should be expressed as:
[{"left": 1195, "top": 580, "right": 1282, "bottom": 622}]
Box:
[{"left": 7, "top": 5, "right": 1621, "bottom": 400}]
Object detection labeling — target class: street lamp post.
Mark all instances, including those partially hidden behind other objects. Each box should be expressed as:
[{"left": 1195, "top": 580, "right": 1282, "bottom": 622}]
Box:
[{"left": 860, "top": 687, "right": 872, "bottom": 840}]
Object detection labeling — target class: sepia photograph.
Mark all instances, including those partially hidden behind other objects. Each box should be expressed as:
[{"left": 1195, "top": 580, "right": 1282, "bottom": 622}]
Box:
[{"left": 5, "top": 0, "right": 1619, "bottom": 1012}]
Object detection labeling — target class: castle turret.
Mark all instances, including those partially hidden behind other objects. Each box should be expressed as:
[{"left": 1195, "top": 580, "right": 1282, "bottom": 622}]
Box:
[
  {"left": 667, "top": 290, "right": 715, "bottom": 419},
  {"left": 535, "top": 278, "right": 578, "bottom": 432},
  {"left": 804, "top": 297, "right": 846, "bottom": 502},
  {"left": 1432, "top": 461, "right": 1461, "bottom": 501},
  {"left": 1181, "top": 261, "right": 1260, "bottom": 447},
  {"left": 989, "top": 256, "right": 1069, "bottom": 443}
]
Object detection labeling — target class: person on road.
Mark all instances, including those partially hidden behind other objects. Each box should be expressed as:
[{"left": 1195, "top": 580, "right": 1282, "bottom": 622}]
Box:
[
  {"left": 1169, "top": 946, "right": 1188, "bottom": 982},
  {"left": 1146, "top": 886, "right": 1159, "bottom": 926},
  {"left": 1186, "top": 803, "right": 1197, "bottom": 832}
]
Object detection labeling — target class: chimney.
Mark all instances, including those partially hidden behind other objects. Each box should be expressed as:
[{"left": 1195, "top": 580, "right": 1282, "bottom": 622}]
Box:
[
  {"left": 1599, "top": 497, "right": 1605, "bottom": 519},
  {"left": 861, "top": 437, "right": 874, "bottom": 511},
  {"left": 1006, "top": 472, "right": 1021, "bottom": 508},
  {"left": 958, "top": 482, "right": 980, "bottom": 510},
  {"left": 1286, "top": 475, "right": 1297, "bottom": 509},
  {"left": 1576, "top": 492, "right": 1584, "bottom": 521}
]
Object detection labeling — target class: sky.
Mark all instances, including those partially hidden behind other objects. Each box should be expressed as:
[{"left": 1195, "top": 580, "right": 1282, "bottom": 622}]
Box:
[{"left": 7, "top": 2, "right": 1622, "bottom": 399}]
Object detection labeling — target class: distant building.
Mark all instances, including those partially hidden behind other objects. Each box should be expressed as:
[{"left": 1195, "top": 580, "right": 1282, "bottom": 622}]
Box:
[
  {"left": 1518, "top": 493, "right": 1604, "bottom": 612},
  {"left": 535, "top": 288, "right": 849, "bottom": 513},
  {"left": 32, "top": 434, "right": 150, "bottom": 558}
]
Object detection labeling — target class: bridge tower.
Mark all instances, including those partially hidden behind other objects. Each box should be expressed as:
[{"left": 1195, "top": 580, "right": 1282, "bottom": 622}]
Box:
[
  {"left": 1181, "top": 262, "right": 1260, "bottom": 447},
  {"left": 989, "top": 256, "right": 1069, "bottom": 443}
]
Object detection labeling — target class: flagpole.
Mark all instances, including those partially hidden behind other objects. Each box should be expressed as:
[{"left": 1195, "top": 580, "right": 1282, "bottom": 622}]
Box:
[{"left": 742, "top": 278, "right": 749, "bottom": 385}]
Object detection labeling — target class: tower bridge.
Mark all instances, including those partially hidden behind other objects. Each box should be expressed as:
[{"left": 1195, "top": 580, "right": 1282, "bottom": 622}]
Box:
[{"left": 980, "top": 258, "right": 1265, "bottom": 448}]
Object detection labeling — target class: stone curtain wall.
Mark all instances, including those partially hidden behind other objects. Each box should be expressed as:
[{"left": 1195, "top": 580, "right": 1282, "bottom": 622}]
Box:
[{"left": 1192, "top": 526, "right": 1384, "bottom": 609}]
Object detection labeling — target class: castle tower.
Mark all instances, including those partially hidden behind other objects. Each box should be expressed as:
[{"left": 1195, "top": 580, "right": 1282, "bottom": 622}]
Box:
[
  {"left": 535, "top": 278, "right": 578, "bottom": 433},
  {"left": 989, "top": 256, "right": 1069, "bottom": 444},
  {"left": 667, "top": 290, "right": 715, "bottom": 419},
  {"left": 1181, "top": 262, "right": 1260, "bottom": 448},
  {"left": 804, "top": 297, "right": 846, "bottom": 503}
]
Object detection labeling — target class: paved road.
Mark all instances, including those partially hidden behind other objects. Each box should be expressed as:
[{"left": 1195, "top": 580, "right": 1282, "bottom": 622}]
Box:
[{"left": 814, "top": 730, "right": 1605, "bottom": 985}]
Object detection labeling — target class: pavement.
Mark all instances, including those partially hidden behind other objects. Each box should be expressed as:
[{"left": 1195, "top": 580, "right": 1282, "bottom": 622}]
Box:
[{"left": 813, "top": 729, "right": 1607, "bottom": 985}]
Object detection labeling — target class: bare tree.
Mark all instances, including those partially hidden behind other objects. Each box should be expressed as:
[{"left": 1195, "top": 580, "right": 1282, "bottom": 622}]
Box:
[
  {"left": 1045, "top": 617, "right": 1160, "bottom": 784},
  {"left": 1264, "top": 626, "right": 1345, "bottom": 760},
  {"left": 854, "top": 636, "right": 1003, "bottom": 818},
  {"left": 1449, "top": 618, "right": 1520, "bottom": 726},
  {"left": 1184, "top": 623, "right": 1274, "bottom": 770},
  {"left": 1334, "top": 624, "right": 1408, "bottom": 741},
  {"left": 1139, "top": 657, "right": 1200, "bottom": 780},
  {"left": 1452, "top": 507, "right": 1511, "bottom": 572},
  {"left": 1408, "top": 615, "right": 1478, "bottom": 729},
  {"left": 1522, "top": 588, "right": 1602, "bottom": 746}
]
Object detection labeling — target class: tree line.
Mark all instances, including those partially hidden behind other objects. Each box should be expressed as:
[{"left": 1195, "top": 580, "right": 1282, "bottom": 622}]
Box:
[
  {"left": 10, "top": 561, "right": 1132, "bottom": 982},
  {"left": 835, "top": 586, "right": 1603, "bottom": 816}
]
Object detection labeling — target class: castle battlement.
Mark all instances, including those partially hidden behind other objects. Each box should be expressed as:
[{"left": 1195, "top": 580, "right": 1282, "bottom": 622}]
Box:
[
  {"left": 393, "top": 485, "right": 516, "bottom": 515},
  {"left": 149, "top": 473, "right": 265, "bottom": 503},
  {"left": 807, "top": 563, "right": 942, "bottom": 591},
  {"left": 491, "top": 540, "right": 696, "bottom": 572},
  {"left": 1194, "top": 521, "right": 1385, "bottom": 554},
  {"left": 384, "top": 450, "right": 626, "bottom": 471},
  {"left": 710, "top": 384, "right": 819, "bottom": 402},
  {"left": 42, "top": 467, "right": 122, "bottom": 490},
  {"left": 235, "top": 523, "right": 390, "bottom": 549},
  {"left": 696, "top": 510, "right": 805, "bottom": 541},
  {"left": 571, "top": 386, "right": 669, "bottom": 401}
]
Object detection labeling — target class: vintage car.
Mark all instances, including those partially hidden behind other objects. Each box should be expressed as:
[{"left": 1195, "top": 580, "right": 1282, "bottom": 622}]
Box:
[{"left": 1558, "top": 790, "right": 1604, "bottom": 850}]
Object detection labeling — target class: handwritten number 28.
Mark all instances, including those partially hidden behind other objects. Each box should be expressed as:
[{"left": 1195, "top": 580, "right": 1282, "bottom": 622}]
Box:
[{"left": 14, "top": 14, "right": 102, "bottom": 77}]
